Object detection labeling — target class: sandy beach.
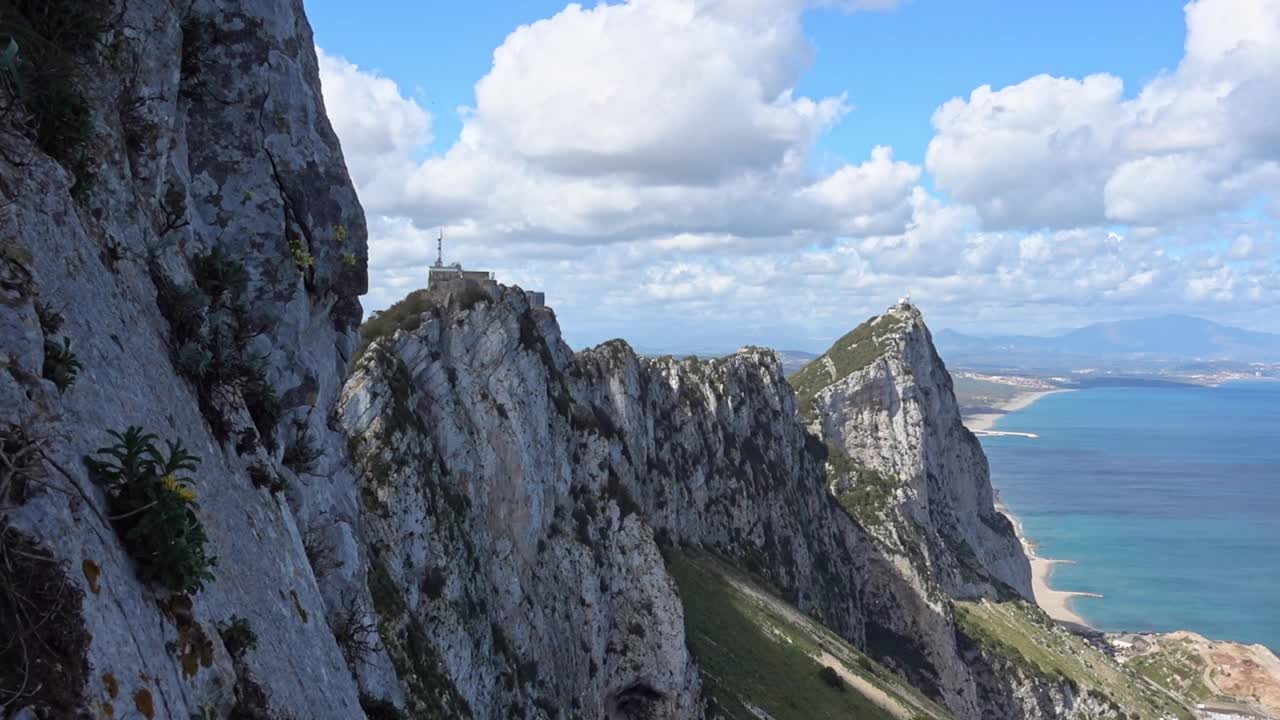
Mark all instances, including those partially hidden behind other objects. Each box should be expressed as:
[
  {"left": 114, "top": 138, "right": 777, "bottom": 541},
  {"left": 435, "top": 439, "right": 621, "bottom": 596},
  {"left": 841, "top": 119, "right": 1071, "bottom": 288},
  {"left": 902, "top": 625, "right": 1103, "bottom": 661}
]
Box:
[
  {"left": 998, "top": 505, "right": 1101, "bottom": 627},
  {"left": 965, "top": 389, "right": 1101, "bottom": 626},
  {"left": 964, "top": 389, "right": 1067, "bottom": 434}
]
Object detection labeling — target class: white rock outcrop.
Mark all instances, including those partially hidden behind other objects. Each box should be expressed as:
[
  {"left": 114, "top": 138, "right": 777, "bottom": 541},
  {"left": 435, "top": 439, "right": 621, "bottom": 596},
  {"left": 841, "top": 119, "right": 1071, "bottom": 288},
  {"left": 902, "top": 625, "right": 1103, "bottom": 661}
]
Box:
[
  {"left": 802, "top": 304, "right": 1034, "bottom": 602},
  {"left": 334, "top": 287, "right": 1045, "bottom": 718}
]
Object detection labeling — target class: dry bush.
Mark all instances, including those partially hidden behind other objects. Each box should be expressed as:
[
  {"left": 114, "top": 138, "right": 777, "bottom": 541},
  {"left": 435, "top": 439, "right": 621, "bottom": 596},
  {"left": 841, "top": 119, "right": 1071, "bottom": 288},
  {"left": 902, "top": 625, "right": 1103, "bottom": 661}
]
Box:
[
  {"left": 0, "top": 522, "right": 89, "bottom": 716},
  {"left": 330, "top": 592, "right": 379, "bottom": 668}
]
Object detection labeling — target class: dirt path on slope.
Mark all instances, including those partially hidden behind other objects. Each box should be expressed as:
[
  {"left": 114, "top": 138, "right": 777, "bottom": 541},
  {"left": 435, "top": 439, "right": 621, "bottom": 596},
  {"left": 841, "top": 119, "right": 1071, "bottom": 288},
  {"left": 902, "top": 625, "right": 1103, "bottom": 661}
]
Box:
[{"left": 812, "top": 648, "right": 916, "bottom": 720}]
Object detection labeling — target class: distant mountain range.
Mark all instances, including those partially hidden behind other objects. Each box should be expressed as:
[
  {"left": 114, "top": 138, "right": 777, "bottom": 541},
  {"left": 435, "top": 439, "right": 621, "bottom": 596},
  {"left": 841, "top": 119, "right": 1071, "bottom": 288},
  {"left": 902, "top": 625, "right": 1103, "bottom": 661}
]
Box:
[
  {"left": 773, "top": 349, "right": 819, "bottom": 375},
  {"left": 935, "top": 314, "right": 1280, "bottom": 366}
]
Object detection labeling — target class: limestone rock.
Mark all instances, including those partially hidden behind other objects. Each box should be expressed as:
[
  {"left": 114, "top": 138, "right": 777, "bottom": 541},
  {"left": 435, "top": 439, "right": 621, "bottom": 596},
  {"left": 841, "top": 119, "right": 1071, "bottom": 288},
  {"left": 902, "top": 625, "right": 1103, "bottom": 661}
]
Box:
[
  {"left": 0, "top": 0, "right": 372, "bottom": 717},
  {"left": 337, "top": 286, "right": 1017, "bottom": 718},
  {"left": 794, "top": 302, "right": 1033, "bottom": 602}
]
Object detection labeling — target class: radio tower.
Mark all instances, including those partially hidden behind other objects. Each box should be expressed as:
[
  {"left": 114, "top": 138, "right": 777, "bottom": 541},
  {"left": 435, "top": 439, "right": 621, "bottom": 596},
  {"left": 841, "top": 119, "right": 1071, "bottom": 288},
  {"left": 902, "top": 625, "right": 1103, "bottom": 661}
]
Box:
[{"left": 434, "top": 228, "right": 444, "bottom": 268}]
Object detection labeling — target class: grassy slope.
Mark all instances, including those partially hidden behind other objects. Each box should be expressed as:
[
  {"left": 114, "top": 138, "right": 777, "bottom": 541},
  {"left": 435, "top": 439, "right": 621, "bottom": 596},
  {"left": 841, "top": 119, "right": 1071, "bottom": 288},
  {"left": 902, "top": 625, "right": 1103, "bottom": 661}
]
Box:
[
  {"left": 825, "top": 444, "right": 897, "bottom": 531},
  {"left": 667, "top": 550, "right": 952, "bottom": 720},
  {"left": 788, "top": 313, "right": 898, "bottom": 422},
  {"left": 355, "top": 289, "right": 434, "bottom": 362},
  {"left": 1130, "top": 646, "right": 1213, "bottom": 705},
  {"left": 954, "top": 600, "right": 1194, "bottom": 719}
]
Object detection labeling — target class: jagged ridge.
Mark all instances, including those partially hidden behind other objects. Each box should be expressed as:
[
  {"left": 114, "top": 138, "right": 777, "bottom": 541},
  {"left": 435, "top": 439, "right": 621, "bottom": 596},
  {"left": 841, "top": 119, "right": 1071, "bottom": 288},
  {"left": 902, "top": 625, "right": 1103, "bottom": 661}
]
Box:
[{"left": 335, "top": 285, "right": 1131, "bottom": 719}]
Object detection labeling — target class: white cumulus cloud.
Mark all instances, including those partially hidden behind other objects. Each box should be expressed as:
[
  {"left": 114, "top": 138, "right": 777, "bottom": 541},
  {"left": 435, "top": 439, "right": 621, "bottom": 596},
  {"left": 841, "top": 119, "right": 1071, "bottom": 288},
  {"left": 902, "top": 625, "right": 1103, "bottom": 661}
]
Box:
[
  {"left": 926, "top": 0, "right": 1280, "bottom": 232},
  {"left": 318, "top": 0, "right": 1280, "bottom": 348}
]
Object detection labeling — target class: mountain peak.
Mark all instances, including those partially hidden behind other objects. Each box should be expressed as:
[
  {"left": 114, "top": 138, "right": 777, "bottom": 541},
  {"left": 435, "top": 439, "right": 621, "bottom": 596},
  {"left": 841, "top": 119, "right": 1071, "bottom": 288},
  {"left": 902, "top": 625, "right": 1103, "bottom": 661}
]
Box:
[
  {"left": 788, "top": 302, "right": 925, "bottom": 422},
  {"left": 789, "top": 303, "right": 1033, "bottom": 603}
]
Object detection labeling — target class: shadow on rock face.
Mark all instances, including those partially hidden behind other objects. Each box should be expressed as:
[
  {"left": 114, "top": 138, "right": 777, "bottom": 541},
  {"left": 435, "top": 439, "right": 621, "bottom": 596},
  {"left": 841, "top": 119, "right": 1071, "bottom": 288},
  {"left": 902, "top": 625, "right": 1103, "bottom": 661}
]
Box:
[{"left": 606, "top": 681, "right": 669, "bottom": 720}]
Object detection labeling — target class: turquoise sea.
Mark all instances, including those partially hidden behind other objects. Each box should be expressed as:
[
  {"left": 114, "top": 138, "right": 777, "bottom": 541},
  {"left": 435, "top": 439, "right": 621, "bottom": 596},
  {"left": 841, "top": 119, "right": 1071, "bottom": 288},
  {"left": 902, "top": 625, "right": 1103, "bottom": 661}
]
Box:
[{"left": 981, "top": 381, "right": 1280, "bottom": 652}]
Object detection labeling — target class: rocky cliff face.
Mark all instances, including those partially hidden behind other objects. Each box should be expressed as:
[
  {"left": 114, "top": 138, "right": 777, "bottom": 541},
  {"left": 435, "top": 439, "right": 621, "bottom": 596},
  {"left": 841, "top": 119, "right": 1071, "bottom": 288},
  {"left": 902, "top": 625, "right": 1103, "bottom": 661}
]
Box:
[
  {"left": 790, "top": 303, "right": 1033, "bottom": 603},
  {"left": 333, "top": 286, "right": 1078, "bottom": 719},
  {"left": 2, "top": 1, "right": 374, "bottom": 717},
  {"left": 334, "top": 287, "right": 948, "bottom": 717}
]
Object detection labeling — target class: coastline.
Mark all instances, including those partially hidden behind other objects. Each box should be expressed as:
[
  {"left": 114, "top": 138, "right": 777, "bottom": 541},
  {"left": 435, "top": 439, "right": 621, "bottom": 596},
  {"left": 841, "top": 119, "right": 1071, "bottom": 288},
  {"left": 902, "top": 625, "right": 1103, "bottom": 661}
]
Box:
[
  {"left": 965, "top": 389, "right": 1067, "bottom": 434},
  {"left": 997, "top": 501, "right": 1101, "bottom": 627},
  {"left": 964, "top": 389, "right": 1102, "bottom": 627}
]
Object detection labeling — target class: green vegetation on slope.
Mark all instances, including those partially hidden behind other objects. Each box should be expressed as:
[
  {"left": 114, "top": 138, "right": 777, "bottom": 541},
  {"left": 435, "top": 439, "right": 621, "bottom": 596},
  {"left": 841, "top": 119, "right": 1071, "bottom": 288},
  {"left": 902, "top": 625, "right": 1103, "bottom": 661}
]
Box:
[
  {"left": 954, "top": 600, "right": 1194, "bottom": 720},
  {"left": 0, "top": 0, "right": 108, "bottom": 197},
  {"left": 788, "top": 312, "right": 899, "bottom": 422},
  {"left": 667, "top": 549, "right": 951, "bottom": 720},
  {"left": 832, "top": 454, "right": 897, "bottom": 528},
  {"left": 356, "top": 290, "right": 436, "bottom": 363},
  {"left": 1127, "top": 638, "right": 1223, "bottom": 706},
  {"left": 356, "top": 285, "right": 495, "bottom": 363}
]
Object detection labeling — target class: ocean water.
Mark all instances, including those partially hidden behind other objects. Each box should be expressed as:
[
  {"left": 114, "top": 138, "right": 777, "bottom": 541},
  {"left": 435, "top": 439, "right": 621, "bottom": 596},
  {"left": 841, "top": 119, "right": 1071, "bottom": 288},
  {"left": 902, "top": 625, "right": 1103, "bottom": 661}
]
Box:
[{"left": 981, "top": 381, "right": 1280, "bottom": 652}]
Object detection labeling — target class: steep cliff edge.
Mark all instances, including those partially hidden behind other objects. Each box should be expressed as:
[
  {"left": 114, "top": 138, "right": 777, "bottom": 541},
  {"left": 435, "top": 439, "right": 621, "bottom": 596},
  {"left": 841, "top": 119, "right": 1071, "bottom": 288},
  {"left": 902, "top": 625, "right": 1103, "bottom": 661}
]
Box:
[
  {"left": 1, "top": 1, "right": 376, "bottom": 717},
  {"left": 335, "top": 286, "right": 977, "bottom": 717},
  {"left": 337, "top": 285, "right": 1188, "bottom": 719},
  {"left": 790, "top": 302, "right": 1033, "bottom": 602}
]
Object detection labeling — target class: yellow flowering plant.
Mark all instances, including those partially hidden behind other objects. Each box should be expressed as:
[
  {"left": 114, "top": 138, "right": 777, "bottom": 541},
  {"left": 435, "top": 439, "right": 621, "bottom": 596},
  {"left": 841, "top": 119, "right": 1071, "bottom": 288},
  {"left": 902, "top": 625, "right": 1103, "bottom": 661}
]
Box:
[
  {"left": 162, "top": 472, "right": 197, "bottom": 503},
  {"left": 86, "top": 427, "right": 216, "bottom": 592}
]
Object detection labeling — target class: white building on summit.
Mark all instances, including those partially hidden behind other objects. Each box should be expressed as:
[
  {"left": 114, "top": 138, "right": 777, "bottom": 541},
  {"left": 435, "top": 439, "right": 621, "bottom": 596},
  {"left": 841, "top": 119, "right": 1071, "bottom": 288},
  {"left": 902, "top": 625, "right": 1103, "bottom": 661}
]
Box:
[
  {"left": 427, "top": 232, "right": 495, "bottom": 292},
  {"left": 426, "top": 232, "right": 544, "bottom": 308}
]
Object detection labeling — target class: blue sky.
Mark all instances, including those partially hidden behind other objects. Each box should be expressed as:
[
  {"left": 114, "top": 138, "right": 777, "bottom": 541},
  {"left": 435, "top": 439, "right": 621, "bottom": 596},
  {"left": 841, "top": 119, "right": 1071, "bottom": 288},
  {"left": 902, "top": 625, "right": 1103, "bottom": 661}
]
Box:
[
  {"left": 308, "top": 1, "right": 1187, "bottom": 167},
  {"left": 306, "top": 0, "right": 1280, "bottom": 352}
]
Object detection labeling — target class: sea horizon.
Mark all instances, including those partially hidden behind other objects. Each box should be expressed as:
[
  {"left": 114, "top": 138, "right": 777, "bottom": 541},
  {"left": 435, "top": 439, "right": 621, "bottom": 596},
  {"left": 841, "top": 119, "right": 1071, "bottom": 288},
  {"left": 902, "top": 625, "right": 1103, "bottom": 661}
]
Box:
[{"left": 982, "top": 381, "right": 1280, "bottom": 652}]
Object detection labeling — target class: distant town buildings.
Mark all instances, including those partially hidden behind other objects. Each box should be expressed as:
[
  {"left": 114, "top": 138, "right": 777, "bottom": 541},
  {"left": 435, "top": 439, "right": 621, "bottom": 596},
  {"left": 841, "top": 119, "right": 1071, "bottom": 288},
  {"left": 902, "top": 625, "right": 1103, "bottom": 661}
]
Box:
[{"left": 427, "top": 231, "right": 544, "bottom": 308}]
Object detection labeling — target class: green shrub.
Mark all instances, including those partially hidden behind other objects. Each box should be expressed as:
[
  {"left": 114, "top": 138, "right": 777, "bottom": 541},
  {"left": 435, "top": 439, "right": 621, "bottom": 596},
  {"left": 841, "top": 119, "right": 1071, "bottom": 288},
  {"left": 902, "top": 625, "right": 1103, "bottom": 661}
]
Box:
[
  {"left": 286, "top": 232, "right": 313, "bottom": 271},
  {"left": 452, "top": 283, "right": 488, "bottom": 312},
  {"left": 421, "top": 568, "right": 447, "bottom": 600},
  {"left": 835, "top": 463, "right": 898, "bottom": 528},
  {"left": 0, "top": 0, "right": 109, "bottom": 197},
  {"left": 817, "top": 666, "right": 844, "bottom": 691},
  {"left": 42, "top": 336, "right": 81, "bottom": 392},
  {"left": 85, "top": 427, "right": 216, "bottom": 593},
  {"left": 192, "top": 243, "right": 249, "bottom": 298},
  {"left": 606, "top": 472, "right": 640, "bottom": 519},
  {"left": 788, "top": 313, "right": 894, "bottom": 422},
  {"left": 239, "top": 366, "right": 282, "bottom": 451},
  {"left": 355, "top": 289, "right": 435, "bottom": 363},
  {"left": 367, "top": 556, "right": 404, "bottom": 620},
  {"left": 156, "top": 246, "right": 281, "bottom": 449},
  {"left": 218, "top": 615, "right": 257, "bottom": 658},
  {"left": 282, "top": 420, "right": 321, "bottom": 474}
]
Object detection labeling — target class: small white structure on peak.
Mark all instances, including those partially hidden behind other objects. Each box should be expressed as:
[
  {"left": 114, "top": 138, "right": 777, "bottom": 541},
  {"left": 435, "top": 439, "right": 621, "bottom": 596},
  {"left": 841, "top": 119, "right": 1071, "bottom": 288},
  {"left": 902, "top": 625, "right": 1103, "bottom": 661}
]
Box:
[
  {"left": 428, "top": 229, "right": 495, "bottom": 291},
  {"left": 426, "top": 229, "right": 545, "bottom": 308},
  {"left": 897, "top": 294, "right": 911, "bottom": 307}
]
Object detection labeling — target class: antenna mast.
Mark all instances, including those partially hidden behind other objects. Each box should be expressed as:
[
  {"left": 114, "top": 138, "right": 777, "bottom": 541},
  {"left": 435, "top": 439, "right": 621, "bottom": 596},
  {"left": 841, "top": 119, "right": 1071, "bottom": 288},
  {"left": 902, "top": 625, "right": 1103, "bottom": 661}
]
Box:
[{"left": 435, "top": 228, "right": 443, "bottom": 268}]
